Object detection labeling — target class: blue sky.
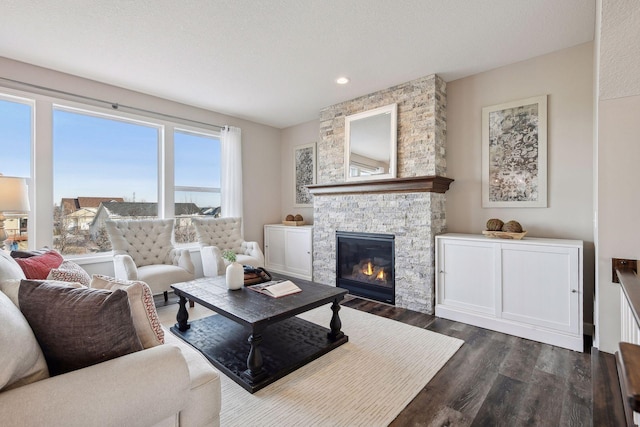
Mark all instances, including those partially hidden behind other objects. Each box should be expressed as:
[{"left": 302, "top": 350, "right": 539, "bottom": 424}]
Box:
[
  {"left": 1, "top": 99, "right": 221, "bottom": 208},
  {"left": 0, "top": 99, "right": 31, "bottom": 177}
]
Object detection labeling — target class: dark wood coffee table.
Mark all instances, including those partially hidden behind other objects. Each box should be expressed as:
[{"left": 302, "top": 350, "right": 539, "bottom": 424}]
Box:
[{"left": 169, "top": 275, "right": 348, "bottom": 393}]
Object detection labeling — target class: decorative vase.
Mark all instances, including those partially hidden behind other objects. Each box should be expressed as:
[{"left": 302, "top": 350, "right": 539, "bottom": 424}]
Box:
[{"left": 226, "top": 262, "right": 244, "bottom": 290}]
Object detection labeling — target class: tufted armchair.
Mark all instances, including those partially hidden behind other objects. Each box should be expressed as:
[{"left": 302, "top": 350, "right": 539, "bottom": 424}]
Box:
[
  {"left": 192, "top": 217, "right": 264, "bottom": 277},
  {"left": 105, "top": 219, "right": 195, "bottom": 301}
]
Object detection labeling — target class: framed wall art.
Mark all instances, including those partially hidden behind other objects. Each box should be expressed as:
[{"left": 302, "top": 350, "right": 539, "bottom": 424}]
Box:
[
  {"left": 293, "top": 142, "right": 316, "bottom": 207},
  {"left": 482, "top": 95, "right": 547, "bottom": 208}
]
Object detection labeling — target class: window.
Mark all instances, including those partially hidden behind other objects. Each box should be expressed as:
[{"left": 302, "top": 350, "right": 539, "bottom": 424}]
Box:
[
  {"left": 0, "top": 95, "right": 33, "bottom": 250},
  {"left": 53, "top": 107, "right": 159, "bottom": 254},
  {"left": 174, "top": 129, "right": 221, "bottom": 244},
  {"left": 0, "top": 87, "right": 223, "bottom": 257}
]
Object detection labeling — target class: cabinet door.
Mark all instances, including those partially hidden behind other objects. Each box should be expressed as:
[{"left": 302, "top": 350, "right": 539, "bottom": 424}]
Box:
[
  {"left": 437, "top": 238, "right": 497, "bottom": 315},
  {"left": 500, "top": 244, "right": 579, "bottom": 334},
  {"left": 284, "top": 228, "right": 312, "bottom": 277},
  {"left": 264, "top": 226, "right": 286, "bottom": 271}
]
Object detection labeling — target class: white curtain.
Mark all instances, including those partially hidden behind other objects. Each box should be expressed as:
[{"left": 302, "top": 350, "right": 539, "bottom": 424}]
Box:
[{"left": 220, "top": 126, "right": 243, "bottom": 220}]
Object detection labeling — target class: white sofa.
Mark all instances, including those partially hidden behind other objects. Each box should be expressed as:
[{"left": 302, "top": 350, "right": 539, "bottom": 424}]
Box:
[{"left": 0, "top": 251, "right": 221, "bottom": 427}]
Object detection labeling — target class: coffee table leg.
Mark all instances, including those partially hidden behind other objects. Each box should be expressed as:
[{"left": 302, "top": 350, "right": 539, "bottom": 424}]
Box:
[
  {"left": 176, "top": 295, "right": 190, "bottom": 332},
  {"left": 328, "top": 298, "right": 345, "bottom": 341},
  {"left": 242, "top": 329, "right": 269, "bottom": 384}
]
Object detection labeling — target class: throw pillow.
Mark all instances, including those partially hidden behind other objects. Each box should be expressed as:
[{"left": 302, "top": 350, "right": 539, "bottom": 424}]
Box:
[
  {"left": 19, "top": 280, "right": 143, "bottom": 376},
  {"left": 47, "top": 260, "right": 91, "bottom": 287},
  {"left": 0, "top": 278, "right": 84, "bottom": 308},
  {"left": 0, "top": 290, "right": 49, "bottom": 391},
  {"left": 90, "top": 275, "right": 164, "bottom": 348},
  {"left": 10, "top": 248, "right": 52, "bottom": 259},
  {"left": 0, "top": 250, "right": 26, "bottom": 281},
  {"left": 14, "top": 251, "right": 64, "bottom": 280}
]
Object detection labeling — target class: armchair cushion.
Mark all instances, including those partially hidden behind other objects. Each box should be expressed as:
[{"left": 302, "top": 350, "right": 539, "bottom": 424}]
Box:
[
  {"left": 90, "top": 275, "right": 164, "bottom": 348},
  {"left": 0, "top": 290, "right": 49, "bottom": 391},
  {"left": 193, "top": 217, "right": 245, "bottom": 253},
  {"left": 19, "top": 280, "right": 143, "bottom": 376},
  {"left": 194, "top": 217, "right": 265, "bottom": 277},
  {"left": 106, "top": 219, "right": 175, "bottom": 267}
]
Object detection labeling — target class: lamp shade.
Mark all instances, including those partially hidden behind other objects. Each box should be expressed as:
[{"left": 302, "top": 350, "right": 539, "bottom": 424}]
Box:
[{"left": 0, "top": 176, "right": 30, "bottom": 212}]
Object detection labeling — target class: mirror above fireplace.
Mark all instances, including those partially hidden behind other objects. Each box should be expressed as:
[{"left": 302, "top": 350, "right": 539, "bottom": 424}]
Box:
[{"left": 344, "top": 103, "right": 397, "bottom": 182}]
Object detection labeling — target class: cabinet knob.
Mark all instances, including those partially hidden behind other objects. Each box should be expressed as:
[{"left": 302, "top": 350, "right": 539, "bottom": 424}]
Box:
[
  {"left": 439, "top": 270, "right": 444, "bottom": 274},
  {"left": 571, "top": 289, "right": 578, "bottom": 293}
]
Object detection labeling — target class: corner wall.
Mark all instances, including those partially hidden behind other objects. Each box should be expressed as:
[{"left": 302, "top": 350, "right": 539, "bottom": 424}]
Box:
[
  {"left": 595, "top": 0, "right": 640, "bottom": 353},
  {"left": 446, "top": 42, "right": 595, "bottom": 328}
]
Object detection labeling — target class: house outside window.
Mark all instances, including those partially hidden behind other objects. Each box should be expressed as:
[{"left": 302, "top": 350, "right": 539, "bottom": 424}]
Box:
[{"left": 52, "top": 107, "right": 159, "bottom": 255}]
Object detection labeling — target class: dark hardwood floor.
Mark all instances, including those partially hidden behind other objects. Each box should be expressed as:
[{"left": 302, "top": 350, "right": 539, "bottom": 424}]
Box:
[
  {"left": 341, "top": 296, "right": 594, "bottom": 427},
  {"left": 157, "top": 291, "right": 626, "bottom": 426}
]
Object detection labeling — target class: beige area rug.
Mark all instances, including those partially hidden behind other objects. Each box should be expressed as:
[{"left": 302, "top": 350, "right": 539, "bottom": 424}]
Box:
[{"left": 158, "top": 303, "right": 463, "bottom": 427}]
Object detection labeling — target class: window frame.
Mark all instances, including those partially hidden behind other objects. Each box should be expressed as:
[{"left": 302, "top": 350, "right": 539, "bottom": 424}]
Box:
[
  {"left": 0, "top": 86, "right": 222, "bottom": 258},
  {"left": 0, "top": 91, "right": 35, "bottom": 249}
]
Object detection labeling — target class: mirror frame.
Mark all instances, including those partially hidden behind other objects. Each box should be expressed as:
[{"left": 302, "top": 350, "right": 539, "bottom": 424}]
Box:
[{"left": 344, "top": 103, "right": 397, "bottom": 182}]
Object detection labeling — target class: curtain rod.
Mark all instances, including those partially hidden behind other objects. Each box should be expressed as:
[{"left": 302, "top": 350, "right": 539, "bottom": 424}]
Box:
[{"left": 0, "top": 76, "right": 226, "bottom": 131}]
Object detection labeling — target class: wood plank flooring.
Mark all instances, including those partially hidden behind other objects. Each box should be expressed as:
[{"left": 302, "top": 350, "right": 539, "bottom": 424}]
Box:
[
  {"left": 341, "top": 296, "right": 594, "bottom": 427},
  {"left": 158, "top": 292, "right": 626, "bottom": 426}
]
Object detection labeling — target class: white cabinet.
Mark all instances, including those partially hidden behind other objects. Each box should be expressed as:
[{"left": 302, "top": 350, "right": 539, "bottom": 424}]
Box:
[
  {"left": 264, "top": 224, "right": 313, "bottom": 280},
  {"left": 436, "top": 233, "right": 583, "bottom": 351}
]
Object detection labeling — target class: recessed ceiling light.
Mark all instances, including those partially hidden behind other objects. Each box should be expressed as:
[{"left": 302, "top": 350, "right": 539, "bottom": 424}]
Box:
[{"left": 336, "top": 77, "right": 350, "bottom": 85}]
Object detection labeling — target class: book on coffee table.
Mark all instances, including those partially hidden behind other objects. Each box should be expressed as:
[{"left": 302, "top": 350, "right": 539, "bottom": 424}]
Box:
[{"left": 249, "top": 280, "right": 302, "bottom": 298}]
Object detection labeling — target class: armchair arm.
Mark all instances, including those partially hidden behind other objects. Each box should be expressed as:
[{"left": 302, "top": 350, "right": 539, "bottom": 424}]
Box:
[
  {"left": 113, "top": 254, "right": 138, "bottom": 281},
  {"left": 0, "top": 345, "right": 190, "bottom": 427},
  {"left": 244, "top": 241, "right": 265, "bottom": 267},
  {"left": 171, "top": 248, "right": 195, "bottom": 275},
  {"left": 200, "top": 246, "right": 226, "bottom": 277}
]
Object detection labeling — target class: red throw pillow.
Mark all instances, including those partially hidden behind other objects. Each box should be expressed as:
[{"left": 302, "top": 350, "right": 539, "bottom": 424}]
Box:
[{"left": 14, "top": 251, "right": 64, "bottom": 279}]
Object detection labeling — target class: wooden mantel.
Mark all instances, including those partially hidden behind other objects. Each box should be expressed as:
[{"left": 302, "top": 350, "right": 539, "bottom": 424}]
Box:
[{"left": 307, "top": 175, "right": 454, "bottom": 196}]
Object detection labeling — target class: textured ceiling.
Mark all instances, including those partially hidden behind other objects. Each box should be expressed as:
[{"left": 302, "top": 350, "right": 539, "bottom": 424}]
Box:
[{"left": 0, "top": 1, "right": 595, "bottom": 128}]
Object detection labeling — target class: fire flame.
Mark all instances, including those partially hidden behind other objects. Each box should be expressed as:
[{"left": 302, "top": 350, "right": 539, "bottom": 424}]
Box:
[
  {"left": 376, "top": 270, "right": 385, "bottom": 280},
  {"left": 363, "top": 261, "right": 373, "bottom": 275}
]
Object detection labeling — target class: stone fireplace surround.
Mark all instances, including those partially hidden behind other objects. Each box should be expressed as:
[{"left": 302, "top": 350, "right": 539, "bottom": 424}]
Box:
[{"left": 309, "top": 74, "right": 450, "bottom": 314}]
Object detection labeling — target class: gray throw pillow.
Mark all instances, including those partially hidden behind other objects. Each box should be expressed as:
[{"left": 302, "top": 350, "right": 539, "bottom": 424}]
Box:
[{"left": 19, "top": 280, "right": 143, "bottom": 376}]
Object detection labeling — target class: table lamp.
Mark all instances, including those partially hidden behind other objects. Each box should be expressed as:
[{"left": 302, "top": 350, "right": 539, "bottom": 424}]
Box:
[{"left": 0, "top": 176, "right": 30, "bottom": 242}]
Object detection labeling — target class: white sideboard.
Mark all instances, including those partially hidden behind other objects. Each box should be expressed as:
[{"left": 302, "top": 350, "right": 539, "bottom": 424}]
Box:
[
  {"left": 435, "top": 233, "right": 583, "bottom": 351},
  {"left": 264, "top": 224, "right": 313, "bottom": 280}
]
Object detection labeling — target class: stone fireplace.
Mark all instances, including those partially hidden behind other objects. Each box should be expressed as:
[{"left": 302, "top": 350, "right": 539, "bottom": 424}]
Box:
[{"left": 309, "top": 74, "right": 451, "bottom": 314}]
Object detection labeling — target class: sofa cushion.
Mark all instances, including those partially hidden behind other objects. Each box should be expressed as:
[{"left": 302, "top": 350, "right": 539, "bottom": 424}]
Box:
[
  {"left": 14, "top": 250, "right": 64, "bottom": 279},
  {"left": 47, "top": 260, "right": 91, "bottom": 287},
  {"left": 0, "top": 290, "right": 49, "bottom": 391},
  {"left": 19, "top": 280, "right": 143, "bottom": 376},
  {"left": 0, "top": 250, "right": 26, "bottom": 281},
  {"left": 10, "top": 248, "right": 52, "bottom": 258},
  {"left": 0, "top": 278, "right": 84, "bottom": 308},
  {"left": 90, "top": 274, "right": 164, "bottom": 348}
]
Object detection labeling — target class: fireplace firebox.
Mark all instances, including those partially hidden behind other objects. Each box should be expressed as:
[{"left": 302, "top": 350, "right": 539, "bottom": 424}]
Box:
[{"left": 336, "top": 231, "right": 395, "bottom": 304}]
